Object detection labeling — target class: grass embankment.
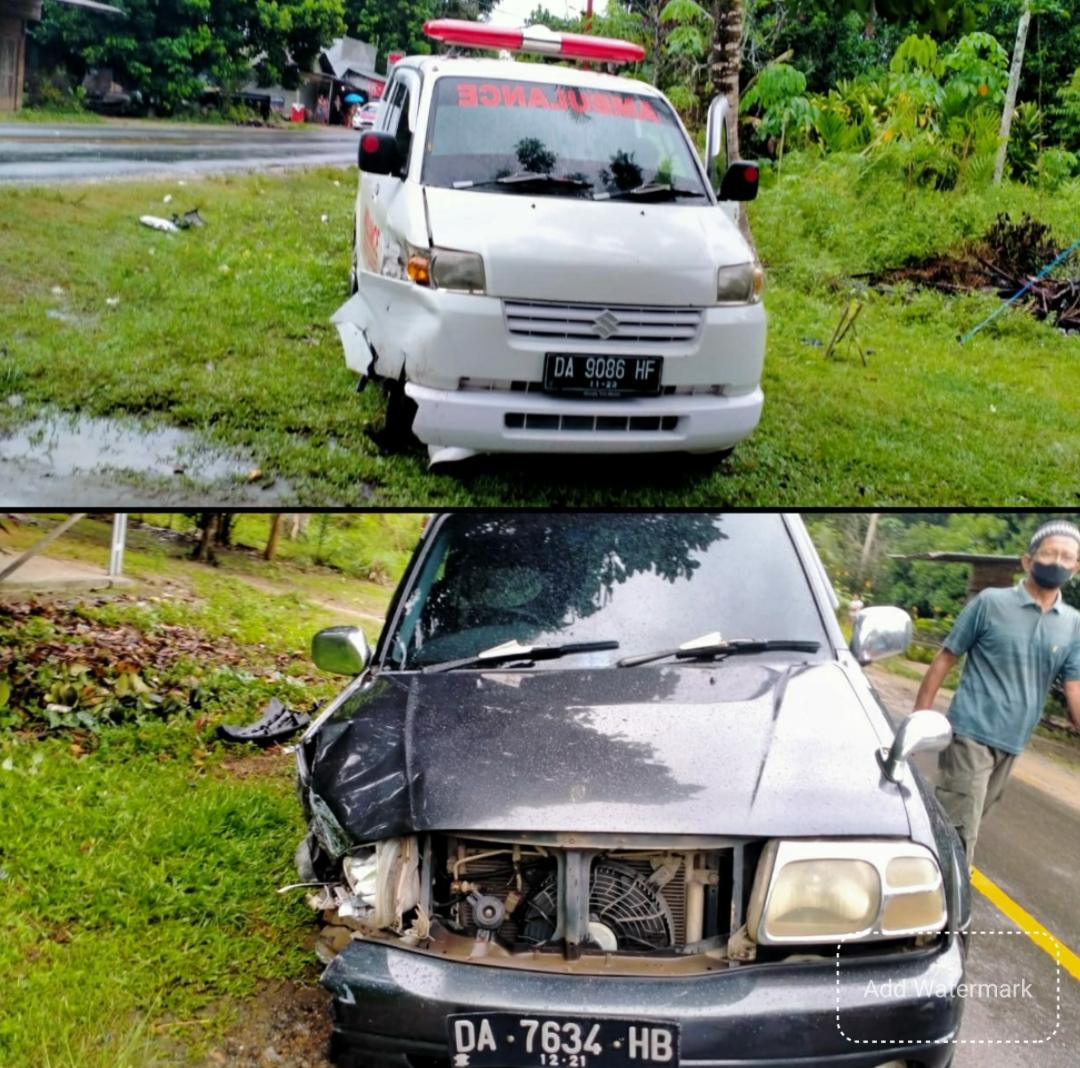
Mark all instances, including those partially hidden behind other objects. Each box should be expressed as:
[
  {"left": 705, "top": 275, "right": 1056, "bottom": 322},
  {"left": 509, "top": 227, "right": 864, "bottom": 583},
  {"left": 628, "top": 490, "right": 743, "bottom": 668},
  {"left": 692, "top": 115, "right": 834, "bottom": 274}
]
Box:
[
  {"left": 0, "top": 517, "right": 402, "bottom": 1067},
  {"left": 1, "top": 161, "right": 1077, "bottom": 504}
]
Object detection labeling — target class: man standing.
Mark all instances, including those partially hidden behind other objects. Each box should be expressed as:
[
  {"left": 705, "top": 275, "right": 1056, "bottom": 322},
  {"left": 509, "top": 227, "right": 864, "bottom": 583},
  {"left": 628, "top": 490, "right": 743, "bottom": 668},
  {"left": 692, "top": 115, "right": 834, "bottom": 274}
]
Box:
[{"left": 914, "top": 520, "right": 1080, "bottom": 867}]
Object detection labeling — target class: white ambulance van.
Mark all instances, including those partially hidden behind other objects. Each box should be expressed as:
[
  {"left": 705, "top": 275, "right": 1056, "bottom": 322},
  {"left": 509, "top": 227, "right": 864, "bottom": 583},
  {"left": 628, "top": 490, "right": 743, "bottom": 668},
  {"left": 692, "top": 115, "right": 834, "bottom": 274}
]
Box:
[{"left": 333, "top": 20, "right": 765, "bottom": 465}]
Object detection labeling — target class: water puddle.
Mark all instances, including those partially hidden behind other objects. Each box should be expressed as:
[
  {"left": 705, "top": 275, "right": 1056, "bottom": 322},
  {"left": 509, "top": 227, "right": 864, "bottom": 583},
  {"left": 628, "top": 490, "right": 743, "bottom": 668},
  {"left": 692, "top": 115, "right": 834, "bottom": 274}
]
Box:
[{"left": 0, "top": 408, "right": 297, "bottom": 506}]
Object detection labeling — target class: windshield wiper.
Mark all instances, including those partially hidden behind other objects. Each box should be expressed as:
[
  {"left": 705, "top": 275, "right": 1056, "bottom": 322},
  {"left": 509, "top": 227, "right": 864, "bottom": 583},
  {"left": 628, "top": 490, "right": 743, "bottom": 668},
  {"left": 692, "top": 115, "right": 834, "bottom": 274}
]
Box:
[
  {"left": 594, "top": 182, "right": 707, "bottom": 202},
  {"left": 453, "top": 172, "right": 593, "bottom": 194},
  {"left": 617, "top": 633, "right": 820, "bottom": 668},
  {"left": 421, "top": 639, "right": 619, "bottom": 674}
]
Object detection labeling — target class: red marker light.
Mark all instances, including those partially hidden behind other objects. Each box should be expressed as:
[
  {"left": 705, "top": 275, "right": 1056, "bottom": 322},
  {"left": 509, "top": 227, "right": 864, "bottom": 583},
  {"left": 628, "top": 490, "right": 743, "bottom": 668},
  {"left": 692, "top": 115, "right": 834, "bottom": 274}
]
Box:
[
  {"left": 361, "top": 133, "right": 380, "bottom": 154},
  {"left": 424, "top": 19, "right": 524, "bottom": 51},
  {"left": 554, "top": 31, "right": 645, "bottom": 64},
  {"left": 423, "top": 18, "right": 645, "bottom": 65},
  {"left": 744, "top": 166, "right": 760, "bottom": 184}
]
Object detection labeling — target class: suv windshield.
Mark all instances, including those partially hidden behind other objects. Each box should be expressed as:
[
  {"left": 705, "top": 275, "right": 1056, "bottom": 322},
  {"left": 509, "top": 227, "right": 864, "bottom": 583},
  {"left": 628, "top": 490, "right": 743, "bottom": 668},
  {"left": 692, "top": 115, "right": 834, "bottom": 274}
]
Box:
[
  {"left": 422, "top": 75, "right": 709, "bottom": 202},
  {"left": 384, "top": 514, "right": 830, "bottom": 670}
]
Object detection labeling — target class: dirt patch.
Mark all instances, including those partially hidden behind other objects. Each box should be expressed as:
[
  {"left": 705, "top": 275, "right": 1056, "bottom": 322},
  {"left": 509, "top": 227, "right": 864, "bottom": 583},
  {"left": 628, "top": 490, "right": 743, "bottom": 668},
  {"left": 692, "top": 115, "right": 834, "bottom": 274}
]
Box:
[
  {"left": 867, "top": 213, "right": 1080, "bottom": 332},
  {"left": 214, "top": 747, "right": 295, "bottom": 781},
  {"left": 193, "top": 980, "right": 334, "bottom": 1068}
]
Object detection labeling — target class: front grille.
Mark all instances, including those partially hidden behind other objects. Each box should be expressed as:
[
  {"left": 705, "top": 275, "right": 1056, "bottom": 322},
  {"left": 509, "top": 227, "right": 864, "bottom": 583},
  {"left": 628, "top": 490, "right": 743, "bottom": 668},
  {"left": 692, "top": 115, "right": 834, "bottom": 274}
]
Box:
[
  {"left": 505, "top": 301, "right": 703, "bottom": 344},
  {"left": 459, "top": 377, "right": 543, "bottom": 392},
  {"left": 505, "top": 413, "right": 680, "bottom": 433}
]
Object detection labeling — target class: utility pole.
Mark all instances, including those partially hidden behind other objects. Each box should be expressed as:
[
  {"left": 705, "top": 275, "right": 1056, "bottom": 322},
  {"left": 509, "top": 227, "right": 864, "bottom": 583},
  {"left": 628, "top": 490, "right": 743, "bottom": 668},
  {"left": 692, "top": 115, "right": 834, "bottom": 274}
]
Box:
[
  {"left": 994, "top": 1, "right": 1032, "bottom": 185},
  {"left": 858, "top": 513, "right": 880, "bottom": 585},
  {"left": 108, "top": 513, "right": 128, "bottom": 577}
]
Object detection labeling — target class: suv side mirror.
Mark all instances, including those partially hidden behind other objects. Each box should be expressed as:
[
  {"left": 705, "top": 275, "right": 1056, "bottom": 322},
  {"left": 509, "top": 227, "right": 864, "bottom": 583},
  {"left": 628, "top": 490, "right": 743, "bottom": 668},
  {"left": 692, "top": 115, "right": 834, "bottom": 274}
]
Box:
[
  {"left": 880, "top": 710, "right": 952, "bottom": 783},
  {"left": 312, "top": 626, "right": 371, "bottom": 675},
  {"left": 719, "top": 161, "right": 760, "bottom": 202},
  {"left": 850, "top": 606, "right": 912, "bottom": 664},
  {"left": 359, "top": 131, "right": 401, "bottom": 176}
]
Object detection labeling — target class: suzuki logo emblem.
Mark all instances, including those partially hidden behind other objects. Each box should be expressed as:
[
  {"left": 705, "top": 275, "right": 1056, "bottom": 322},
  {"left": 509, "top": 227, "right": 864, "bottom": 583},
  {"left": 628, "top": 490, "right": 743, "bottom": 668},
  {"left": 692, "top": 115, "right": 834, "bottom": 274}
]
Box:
[{"left": 592, "top": 310, "right": 620, "bottom": 339}]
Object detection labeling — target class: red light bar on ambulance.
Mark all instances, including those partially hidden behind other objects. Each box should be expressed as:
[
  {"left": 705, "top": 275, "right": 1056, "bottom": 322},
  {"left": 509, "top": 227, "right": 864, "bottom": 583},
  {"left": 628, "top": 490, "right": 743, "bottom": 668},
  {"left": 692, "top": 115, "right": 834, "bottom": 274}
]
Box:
[{"left": 423, "top": 19, "right": 645, "bottom": 65}]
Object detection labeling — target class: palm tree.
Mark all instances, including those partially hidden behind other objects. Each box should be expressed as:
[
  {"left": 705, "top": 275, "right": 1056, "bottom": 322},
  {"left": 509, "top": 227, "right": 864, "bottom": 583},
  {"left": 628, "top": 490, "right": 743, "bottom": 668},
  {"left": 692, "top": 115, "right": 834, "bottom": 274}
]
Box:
[{"left": 710, "top": 0, "right": 743, "bottom": 158}]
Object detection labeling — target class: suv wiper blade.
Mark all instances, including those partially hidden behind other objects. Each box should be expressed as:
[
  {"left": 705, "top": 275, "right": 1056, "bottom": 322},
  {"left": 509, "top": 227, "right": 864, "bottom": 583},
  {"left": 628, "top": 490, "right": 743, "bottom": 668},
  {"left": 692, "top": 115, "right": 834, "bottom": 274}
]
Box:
[
  {"left": 594, "top": 182, "right": 707, "bottom": 202},
  {"left": 453, "top": 172, "right": 593, "bottom": 193},
  {"left": 422, "top": 639, "right": 619, "bottom": 673},
  {"left": 617, "top": 637, "right": 820, "bottom": 668}
]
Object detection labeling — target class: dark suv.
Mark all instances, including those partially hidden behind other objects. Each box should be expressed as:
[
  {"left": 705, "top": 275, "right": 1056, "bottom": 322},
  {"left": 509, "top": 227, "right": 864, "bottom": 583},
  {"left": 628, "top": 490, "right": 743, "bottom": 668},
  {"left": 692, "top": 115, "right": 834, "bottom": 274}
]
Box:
[{"left": 294, "top": 513, "right": 968, "bottom": 1068}]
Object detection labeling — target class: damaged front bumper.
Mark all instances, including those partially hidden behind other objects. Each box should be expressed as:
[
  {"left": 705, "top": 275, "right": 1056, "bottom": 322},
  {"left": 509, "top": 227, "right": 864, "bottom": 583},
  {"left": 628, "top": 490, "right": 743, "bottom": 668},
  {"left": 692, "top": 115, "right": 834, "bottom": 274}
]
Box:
[
  {"left": 332, "top": 277, "right": 767, "bottom": 457},
  {"left": 321, "top": 935, "right": 964, "bottom": 1068}
]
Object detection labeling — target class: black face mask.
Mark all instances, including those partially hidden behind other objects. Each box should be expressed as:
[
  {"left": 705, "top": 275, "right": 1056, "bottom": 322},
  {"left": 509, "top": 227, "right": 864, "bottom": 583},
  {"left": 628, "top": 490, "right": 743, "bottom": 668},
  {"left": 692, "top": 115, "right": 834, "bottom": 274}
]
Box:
[{"left": 1031, "top": 561, "right": 1073, "bottom": 590}]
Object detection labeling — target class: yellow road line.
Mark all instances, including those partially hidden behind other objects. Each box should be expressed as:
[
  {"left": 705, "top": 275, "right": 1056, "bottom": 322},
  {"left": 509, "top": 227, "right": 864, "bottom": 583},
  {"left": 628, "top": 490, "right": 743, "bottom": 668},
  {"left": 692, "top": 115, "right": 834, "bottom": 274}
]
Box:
[{"left": 972, "top": 866, "right": 1080, "bottom": 982}]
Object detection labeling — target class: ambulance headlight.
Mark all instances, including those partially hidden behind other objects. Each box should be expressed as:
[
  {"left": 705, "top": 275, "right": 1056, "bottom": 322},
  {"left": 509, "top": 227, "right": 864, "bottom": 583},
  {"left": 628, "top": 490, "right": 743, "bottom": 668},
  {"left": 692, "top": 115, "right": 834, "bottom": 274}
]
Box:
[
  {"left": 431, "top": 247, "right": 487, "bottom": 293},
  {"left": 717, "top": 262, "right": 764, "bottom": 305}
]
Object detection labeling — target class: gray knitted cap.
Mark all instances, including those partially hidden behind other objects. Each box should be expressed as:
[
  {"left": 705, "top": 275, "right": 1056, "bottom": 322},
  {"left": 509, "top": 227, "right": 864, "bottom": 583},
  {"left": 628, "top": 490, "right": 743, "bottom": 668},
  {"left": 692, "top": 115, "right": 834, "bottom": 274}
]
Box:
[{"left": 1028, "top": 520, "right": 1080, "bottom": 554}]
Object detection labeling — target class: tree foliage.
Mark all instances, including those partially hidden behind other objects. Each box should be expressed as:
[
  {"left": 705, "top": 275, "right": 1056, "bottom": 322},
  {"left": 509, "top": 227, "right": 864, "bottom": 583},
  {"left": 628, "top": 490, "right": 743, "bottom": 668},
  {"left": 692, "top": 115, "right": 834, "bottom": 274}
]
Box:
[
  {"left": 31, "top": 0, "right": 347, "bottom": 112},
  {"left": 807, "top": 513, "right": 1080, "bottom": 623}
]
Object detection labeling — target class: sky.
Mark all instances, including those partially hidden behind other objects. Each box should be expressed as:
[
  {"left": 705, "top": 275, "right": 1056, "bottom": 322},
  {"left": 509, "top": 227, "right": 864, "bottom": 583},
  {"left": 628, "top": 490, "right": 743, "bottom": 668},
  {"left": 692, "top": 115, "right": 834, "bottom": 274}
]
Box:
[{"left": 489, "top": 0, "right": 589, "bottom": 26}]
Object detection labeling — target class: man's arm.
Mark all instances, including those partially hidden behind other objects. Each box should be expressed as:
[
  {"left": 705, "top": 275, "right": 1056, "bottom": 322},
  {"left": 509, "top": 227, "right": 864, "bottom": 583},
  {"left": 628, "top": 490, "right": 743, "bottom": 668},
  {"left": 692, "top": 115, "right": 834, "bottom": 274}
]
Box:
[
  {"left": 1064, "top": 679, "right": 1080, "bottom": 731},
  {"left": 915, "top": 649, "right": 958, "bottom": 712}
]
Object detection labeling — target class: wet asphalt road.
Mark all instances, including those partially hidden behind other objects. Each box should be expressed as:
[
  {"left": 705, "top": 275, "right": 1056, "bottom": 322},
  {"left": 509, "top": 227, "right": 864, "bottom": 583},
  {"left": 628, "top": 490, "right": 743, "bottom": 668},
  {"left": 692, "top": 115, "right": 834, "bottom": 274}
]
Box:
[
  {"left": 870, "top": 668, "right": 1080, "bottom": 1066},
  {"left": 0, "top": 121, "right": 359, "bottom": 183}
]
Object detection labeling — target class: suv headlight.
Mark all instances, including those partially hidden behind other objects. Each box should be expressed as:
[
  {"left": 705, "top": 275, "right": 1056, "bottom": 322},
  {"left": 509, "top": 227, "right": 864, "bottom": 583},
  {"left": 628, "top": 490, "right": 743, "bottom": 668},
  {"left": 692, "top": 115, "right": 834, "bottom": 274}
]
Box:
[
  {"left": 747, "top": 839, "right": 947, "bottom": 944},
  {"left": 406, "top": 244, "right": 487, "bottom": 293},
  {"left": 717, "top": 262, "right": 765, "bottom": 304}
]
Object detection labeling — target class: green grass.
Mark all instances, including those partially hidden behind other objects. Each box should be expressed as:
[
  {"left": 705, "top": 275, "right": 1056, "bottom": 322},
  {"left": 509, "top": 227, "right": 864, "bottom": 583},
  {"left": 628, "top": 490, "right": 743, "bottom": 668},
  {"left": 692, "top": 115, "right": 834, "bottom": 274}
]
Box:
[
  {"left": 0, "top": 729, "right": 312, "bottom": 1068},
  {"left": 0, "top": 515, "right": 402, "bottom": 647},
  {"left": 2, "top": 159, "right": 1078, "bottom": 503},
  {"left": 10, "top": 106, "right": 104, "bottom": 124},
  {"left": 0, "top": 522, "right": 403, "bottom": 1065}
]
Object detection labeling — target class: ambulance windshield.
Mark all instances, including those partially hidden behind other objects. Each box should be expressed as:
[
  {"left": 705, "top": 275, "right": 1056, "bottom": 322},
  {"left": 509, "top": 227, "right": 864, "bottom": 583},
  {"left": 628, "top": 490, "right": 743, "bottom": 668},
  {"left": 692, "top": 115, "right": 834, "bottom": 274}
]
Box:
[{"left": 422, "top": 76, "right": 708, "bottom": 203}]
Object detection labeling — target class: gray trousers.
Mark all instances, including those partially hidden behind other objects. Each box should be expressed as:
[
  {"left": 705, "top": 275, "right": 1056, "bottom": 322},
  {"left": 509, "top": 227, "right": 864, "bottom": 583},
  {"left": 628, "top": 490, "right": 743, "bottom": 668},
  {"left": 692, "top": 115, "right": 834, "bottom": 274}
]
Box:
[{"left": 935, "top": 734, "right": 1017, "bottom": 868}]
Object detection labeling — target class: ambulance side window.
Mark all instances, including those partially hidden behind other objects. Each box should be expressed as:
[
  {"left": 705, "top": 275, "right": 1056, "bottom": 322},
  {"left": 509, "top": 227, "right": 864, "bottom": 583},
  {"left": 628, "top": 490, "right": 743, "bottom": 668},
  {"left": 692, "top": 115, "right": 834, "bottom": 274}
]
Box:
[
  {"left": 393, "top": 86, "right": 413, "bottom": 164},
  {"left": 380, "top": 78, "right": 403, "bottom": 133}
]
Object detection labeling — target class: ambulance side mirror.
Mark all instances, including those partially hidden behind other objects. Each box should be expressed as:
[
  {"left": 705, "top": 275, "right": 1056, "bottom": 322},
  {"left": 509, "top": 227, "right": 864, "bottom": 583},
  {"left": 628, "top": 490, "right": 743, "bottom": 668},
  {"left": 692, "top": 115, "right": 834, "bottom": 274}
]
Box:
[
  {"left": 719, "top": 162, "right": 760, "bottom": 202},
  {"left": 359, "top": 131, "right": 402, "bottom": 176}
]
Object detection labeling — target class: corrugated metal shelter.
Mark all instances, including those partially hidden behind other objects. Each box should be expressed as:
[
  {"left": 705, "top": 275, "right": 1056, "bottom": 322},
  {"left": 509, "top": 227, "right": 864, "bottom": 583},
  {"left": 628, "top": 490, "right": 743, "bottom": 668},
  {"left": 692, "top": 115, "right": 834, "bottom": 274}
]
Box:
[{"left": 890, "top": 552, "right": 1023, "bottom": 598}]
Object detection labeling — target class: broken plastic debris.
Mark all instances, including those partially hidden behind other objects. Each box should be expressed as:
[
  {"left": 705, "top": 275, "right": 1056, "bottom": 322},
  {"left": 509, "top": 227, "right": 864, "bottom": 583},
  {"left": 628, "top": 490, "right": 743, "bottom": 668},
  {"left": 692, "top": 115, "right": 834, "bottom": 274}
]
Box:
[
  {"left": 217, "top": 697, "right": 310, "bottom": 746},
  {"left": 175, "top": 209, "right": 205, "bottom": 229},
  {"left": 140, "top": 215, "right": 179, "bottom": 233}
]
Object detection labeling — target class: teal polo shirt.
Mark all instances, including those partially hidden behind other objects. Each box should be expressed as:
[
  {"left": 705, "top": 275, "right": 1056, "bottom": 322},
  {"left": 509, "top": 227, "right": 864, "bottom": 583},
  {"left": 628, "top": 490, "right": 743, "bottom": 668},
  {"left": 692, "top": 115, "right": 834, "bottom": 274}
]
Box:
[{"left": 943, "top": 582, "right": 1080, "bottom": 754}]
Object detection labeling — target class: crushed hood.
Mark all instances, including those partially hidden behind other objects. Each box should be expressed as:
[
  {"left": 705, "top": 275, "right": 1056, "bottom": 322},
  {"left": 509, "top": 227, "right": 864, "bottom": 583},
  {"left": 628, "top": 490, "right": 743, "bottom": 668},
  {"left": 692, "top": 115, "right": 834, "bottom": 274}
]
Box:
[
  {"left": 306, "top": 662, "right": 910, "bottom": 843},
  {"left": 423, "top": 187, "right": 751, "bottom": 306}
]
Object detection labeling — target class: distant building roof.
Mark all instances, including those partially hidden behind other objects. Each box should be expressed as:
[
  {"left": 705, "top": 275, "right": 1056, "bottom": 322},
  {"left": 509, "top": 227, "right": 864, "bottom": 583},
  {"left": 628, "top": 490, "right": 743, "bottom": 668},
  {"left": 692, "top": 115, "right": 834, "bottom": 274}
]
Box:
[
  {"left": 890, "top": 552, "right": 1022, "bottom": 565},
  {"left": 890, "top": 552, "right": 1022, "bottom": 598},
  {"left": 319, "top": 36, "right": 384, "bottom": 85}
]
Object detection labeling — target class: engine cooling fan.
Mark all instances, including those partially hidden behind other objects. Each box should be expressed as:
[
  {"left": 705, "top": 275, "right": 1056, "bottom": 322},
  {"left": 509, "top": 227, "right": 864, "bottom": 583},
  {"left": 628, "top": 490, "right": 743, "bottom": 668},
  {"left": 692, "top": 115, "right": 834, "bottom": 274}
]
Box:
[{"left": 520, "top": 861, "right": 674, "bottom": 950}]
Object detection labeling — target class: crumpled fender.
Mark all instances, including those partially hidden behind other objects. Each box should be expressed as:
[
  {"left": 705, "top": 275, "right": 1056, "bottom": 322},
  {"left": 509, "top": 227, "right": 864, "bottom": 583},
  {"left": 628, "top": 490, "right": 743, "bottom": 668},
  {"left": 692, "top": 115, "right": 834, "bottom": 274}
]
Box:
[{"left": 331, "top": 278, "right": 441, "bottom": 384}]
